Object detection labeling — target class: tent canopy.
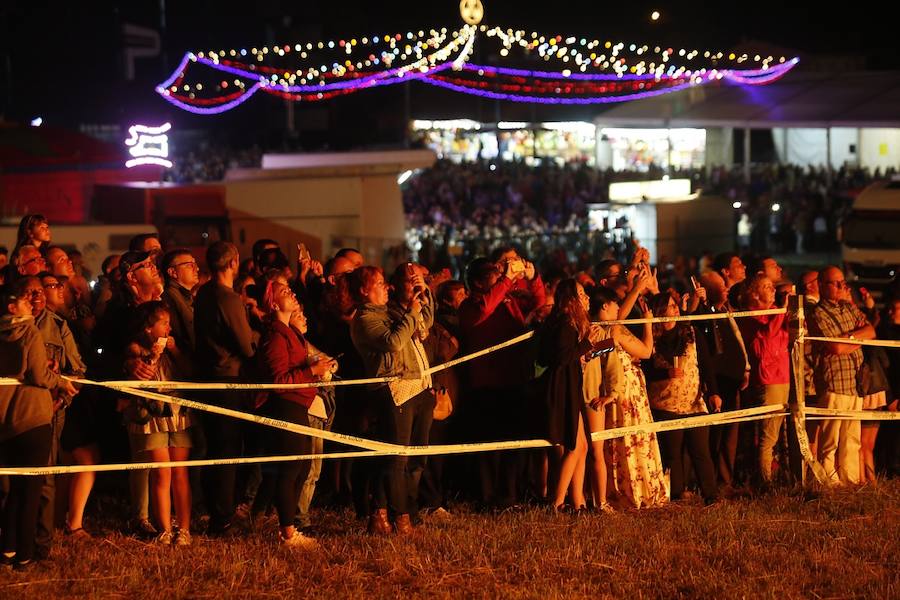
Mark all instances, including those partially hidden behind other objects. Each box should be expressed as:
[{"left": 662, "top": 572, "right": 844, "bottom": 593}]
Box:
[{"left": 593, "top": 70, "right": 900, "bottom": 129}]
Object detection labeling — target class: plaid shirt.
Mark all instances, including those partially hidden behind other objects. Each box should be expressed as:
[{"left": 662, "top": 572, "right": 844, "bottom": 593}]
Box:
[{"left": 810, "top": 300, "right": 865, "bottom": 397}]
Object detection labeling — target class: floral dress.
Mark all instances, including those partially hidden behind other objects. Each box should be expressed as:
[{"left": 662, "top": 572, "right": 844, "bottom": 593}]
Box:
[{"left": 609, "top": 341, "right": 669, "bottom": 509}]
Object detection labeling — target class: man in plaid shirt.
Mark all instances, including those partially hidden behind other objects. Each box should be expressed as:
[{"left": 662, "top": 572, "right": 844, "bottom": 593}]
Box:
[{"left": 809, "top": 266, "right": 876, "bottom": 484}]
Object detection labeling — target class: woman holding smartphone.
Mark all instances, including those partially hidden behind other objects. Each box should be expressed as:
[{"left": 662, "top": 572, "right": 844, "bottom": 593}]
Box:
[
  {"left": 350, "top": 263, "right": 435, "bottom": 534},
  {"left": 590, "top": 287, "right": 668, "bottom": 509}
]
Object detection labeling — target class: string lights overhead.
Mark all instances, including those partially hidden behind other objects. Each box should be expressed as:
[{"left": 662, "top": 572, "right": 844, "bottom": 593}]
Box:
[{"left": 156, "top": 3, "right": 799, "bottom": 114}]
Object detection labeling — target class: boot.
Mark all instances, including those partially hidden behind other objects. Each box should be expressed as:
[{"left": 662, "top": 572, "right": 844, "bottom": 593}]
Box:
[
  {"left": 394, "top": 513, "right": 413, "bottom": 535},
  {"left": 367, "top": 508, "right": 392, "bottom": 535}
]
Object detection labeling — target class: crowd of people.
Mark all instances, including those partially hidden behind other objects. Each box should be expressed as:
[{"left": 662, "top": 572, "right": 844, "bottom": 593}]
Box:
[
  {"left": 0, "top": 211, "right": 898, "bottom": 572},
  {"left": 403, "top": 160, "right": 893, "bottom": 270}
]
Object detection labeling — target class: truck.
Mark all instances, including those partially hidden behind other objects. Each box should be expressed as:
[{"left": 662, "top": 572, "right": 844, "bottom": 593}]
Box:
[{"left": 840, "top": 177, "right": 900, "bottom": 303}]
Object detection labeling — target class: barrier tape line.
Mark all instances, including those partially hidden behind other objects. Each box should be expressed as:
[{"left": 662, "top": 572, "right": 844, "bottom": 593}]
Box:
[
  {"left": 424, "top": 330, "right": 535, "bottom": 375},
  {"left": 595, "top": 307, "right": 786, "bottom": 327},
  {"left": 805, "top": 407, "right": 900, "bottom": 421},
  {"left": 803, "top": 336, "right": 900, "bottom": 348},
  {"left": 100, "top": 381, "right": 399, "bottom": 453},
  {"left": 0, "top": 405, "right": 789, "bottom": 476},
  {"left": 0, "top": 307, "right": 792, "bottom": 392}
]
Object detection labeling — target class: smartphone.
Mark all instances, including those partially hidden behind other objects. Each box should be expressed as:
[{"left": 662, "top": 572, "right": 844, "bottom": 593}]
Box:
[
  {"left": 297, "top": 242, "right": 310, "bottom": 262},
  {"left": 690, "top": 275, "right": 701, "bottom": 290},
  {"left": 153, "top": 337, "right": 168, "bottom": 354}
]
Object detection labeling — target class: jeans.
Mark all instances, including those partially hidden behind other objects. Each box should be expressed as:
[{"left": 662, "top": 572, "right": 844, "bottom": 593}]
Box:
[
  {"left": 36, "top": 409, "right": 64, "bottom": 548},
  {"left": 379, "top": 388, "right": 435, "bottom": 516},
  {"left": 754, "top": 384, "right": 790, "bottom": 483},
  {"left": 296, "top": 415, "right": 327, "bottom": 528}
]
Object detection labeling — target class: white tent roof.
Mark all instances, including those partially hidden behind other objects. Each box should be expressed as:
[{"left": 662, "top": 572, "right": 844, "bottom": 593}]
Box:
[{"left": 593, "top": 71, "right": 900, "bottom": 129}]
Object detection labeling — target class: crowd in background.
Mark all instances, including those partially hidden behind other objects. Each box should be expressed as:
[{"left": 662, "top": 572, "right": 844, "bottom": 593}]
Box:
[
  {"left": 0, "top": 207, "right": 898, "bottom": 572},
  {"left": 403, "top": 161, "right": 895, "bottom": 271}
]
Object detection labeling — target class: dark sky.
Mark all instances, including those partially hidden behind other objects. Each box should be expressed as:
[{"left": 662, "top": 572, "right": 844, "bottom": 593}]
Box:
[{"left": 0, "top": 1, "right": 895, "bottom": 143}]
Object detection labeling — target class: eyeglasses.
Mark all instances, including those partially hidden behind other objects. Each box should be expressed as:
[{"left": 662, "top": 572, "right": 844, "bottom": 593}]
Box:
[
  {"left": 823, "top": 280, "right": 848, "bottom": 289},
  {"left": 172, "top": 261, "right": 198, "bottom": 269},
  {"left": 26, "top": 288, "right": 45, "bottom": 298},
  {"left": 42, "top": 282, "right": 63, "bottom": 290}
]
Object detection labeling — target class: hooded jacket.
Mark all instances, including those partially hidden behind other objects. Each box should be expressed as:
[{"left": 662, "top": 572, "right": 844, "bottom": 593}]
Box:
[{"left": 0, "top": 315, "right": 60, "bottom": 441}]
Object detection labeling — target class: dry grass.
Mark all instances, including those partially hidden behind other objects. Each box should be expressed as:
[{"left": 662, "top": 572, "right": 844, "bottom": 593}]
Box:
[{"left": 2, "top": 481, "right": 900, "bottom": 599}]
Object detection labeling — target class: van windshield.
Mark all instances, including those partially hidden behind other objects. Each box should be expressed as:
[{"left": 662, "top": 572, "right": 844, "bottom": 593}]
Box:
[{"left": 843, "top": 211, "right": 900, "bottom": 249}]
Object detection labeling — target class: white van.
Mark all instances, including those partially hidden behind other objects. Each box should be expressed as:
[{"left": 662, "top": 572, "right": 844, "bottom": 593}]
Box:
[{"left": 841, "top": 177, "right": 900, "bottom": 300}]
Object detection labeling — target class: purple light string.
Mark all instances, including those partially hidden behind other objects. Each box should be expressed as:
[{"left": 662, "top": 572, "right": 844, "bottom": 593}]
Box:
[
  {"left": 418, "top": 76, "right": 702, "bottom": 104},
  {"left": 157, "top": 52, "right": 195, "bottom": 90},
  {"left": 155, "top": 48, "right": 799, "bottom": 111},
  {"left": 193, "top": 55, "right": 454, "bottom": 92},
  {"left": 462, "top": 59, "right": 798, "bottom": 82}
]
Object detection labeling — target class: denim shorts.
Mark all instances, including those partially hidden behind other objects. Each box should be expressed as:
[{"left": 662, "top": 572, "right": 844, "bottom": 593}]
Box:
[{"left": 130, "top": 429, "right": 193, "bottom": 454}]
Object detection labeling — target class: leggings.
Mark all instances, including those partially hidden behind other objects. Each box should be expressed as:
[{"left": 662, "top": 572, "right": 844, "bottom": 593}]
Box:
[{"left": 1, "top": 425, "right": 52, "bottom": 562}]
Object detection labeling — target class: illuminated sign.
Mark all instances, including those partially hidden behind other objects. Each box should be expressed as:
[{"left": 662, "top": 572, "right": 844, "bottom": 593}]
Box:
[
  {"left": 608, "top": 179, "right": 694, "bottom": 204},
  {"left": 125, "top": 122, "right": 173, "bottom": 168}
]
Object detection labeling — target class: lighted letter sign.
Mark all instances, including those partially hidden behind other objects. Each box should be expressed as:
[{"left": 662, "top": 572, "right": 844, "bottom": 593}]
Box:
[{"left": 125, "top": 122, "right": 173, "bottom": 168}]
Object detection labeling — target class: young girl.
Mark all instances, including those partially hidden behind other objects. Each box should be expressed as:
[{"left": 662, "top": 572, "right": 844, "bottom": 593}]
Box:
[
  {"left": 590, "top": 287, "right": 667, "bottom": 509},
  {"left": 583, "top": 292, "right": 624, "bottom": 511},
  {"left": 124, "top": 301, "right": 193, "bottom": 545}
]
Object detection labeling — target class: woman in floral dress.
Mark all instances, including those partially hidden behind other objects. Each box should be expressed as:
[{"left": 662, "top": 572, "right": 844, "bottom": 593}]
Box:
[{"left": 590, "top": 287, "right": 668, "bottom": 509}]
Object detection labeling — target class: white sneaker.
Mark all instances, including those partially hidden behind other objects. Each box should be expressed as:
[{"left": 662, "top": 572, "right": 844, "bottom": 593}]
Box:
[
  {"left": 173, "top": 529, "right": 192, "bottom": 546},
  {"left": 280, "top": 529, "right": 318, "bottom": 549},
  {"left": 155, "top": 530, "right": 175, "bottom": 545}
]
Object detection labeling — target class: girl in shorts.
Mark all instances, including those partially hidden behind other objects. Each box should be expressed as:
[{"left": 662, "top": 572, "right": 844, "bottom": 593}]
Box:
[{"left": 124, "top": 301, "right": 193, "bottom": 545}]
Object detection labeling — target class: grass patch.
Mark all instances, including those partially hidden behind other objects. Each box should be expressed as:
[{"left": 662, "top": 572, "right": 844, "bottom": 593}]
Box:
[{"left": 2, "top": 481, "right": 899, "bottom": 599}]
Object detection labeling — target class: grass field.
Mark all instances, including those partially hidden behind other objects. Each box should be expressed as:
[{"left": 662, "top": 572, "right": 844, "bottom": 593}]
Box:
[{"left": 2, "top": 481, "right": 899, "bottom": 599}]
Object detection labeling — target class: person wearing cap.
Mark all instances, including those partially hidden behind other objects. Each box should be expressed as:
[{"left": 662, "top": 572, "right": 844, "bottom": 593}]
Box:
[{"left": 91, "top": 249, "right": 164, "bottom": 537}]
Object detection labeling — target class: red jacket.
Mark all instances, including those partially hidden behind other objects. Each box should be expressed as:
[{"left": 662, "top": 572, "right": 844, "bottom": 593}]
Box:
[
  {"left": 257, "top": 320, "right": 318, "bottom": 408},
  {"left": 458, "top": 275, "right": 545, "bottom": 390},
  {"left": 738, "top": 312, "right": 789, "bottom": 387}
]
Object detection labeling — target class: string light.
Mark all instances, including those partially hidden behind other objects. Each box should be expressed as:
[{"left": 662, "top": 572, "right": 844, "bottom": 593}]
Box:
[{"left": 156, "top": 21, "right": 798, "bottom": 114}]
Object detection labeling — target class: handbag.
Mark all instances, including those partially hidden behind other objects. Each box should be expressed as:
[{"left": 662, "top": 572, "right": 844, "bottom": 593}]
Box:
[{"left": 432, "top": 386, "right": 453, "bottom": 421}]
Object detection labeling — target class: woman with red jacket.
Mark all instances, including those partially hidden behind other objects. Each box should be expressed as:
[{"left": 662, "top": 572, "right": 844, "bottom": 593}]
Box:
[
  {"left": 254, "top": 278, "right": 336, "bottom": 547},
  {"left": 738, "top": 274, "right": 790, "bottom": 486}
]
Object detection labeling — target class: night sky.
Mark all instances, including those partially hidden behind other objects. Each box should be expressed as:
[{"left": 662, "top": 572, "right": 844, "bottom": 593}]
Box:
[{"left": 0, "top": 1, "right": 895, "bottom": 145}]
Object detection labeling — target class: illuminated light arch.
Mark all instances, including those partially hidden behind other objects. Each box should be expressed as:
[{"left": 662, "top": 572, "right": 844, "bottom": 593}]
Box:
[{"left": 155, "top": 18, "right": 799, "bottom": 114}]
